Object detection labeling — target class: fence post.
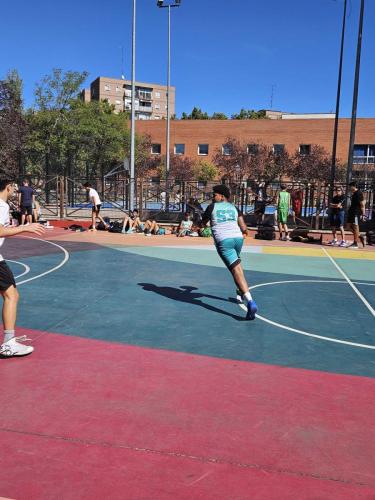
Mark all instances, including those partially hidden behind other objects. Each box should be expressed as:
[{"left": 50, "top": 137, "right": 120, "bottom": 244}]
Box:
[{"left": 59, "top": 176, "right": 65, "bottom": 219}]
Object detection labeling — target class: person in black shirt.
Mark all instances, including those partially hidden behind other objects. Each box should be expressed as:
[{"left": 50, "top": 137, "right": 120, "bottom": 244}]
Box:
[
  {"left": 18, "top": 179, "right": 35, "bottom": 225},
  {"left": 329, "top": 187, "right": 346, "bottom": 247},
  {"left": 347, "top": 181, "right": 366, "bottom": 249}
]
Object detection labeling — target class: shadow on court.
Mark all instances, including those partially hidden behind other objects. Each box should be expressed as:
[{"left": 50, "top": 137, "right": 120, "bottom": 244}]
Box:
[{"left": 138, "top": 283, "right": 245, "bottom": 321}]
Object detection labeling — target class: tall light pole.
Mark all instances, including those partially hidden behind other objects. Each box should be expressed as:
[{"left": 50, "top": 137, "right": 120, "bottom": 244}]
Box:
[
  {"left": 346, "top": 0, "right": 365, "bottom": 195},
  {"left": 129, "top": 0, "right": 136, "bottom": 212},
  {"left": 157, "top": 0, "right": 181, "bottom": 212},
  {"left": 330, "top": 0, "right": 347, "bottom": 200}
]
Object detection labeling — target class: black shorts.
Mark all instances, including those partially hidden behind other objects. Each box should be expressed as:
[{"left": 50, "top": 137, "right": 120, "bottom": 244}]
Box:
[
  {"left": 0, "top": 261, "right": 16, "bottom": 292},
  {"left": 92, "top": 204, "right": 102, "bottom": 214},
  {"left": 347, "top": 211, "right": 360, "bottom": 225},
  {"left": 21, "top": 205, "right": 33, "bottom": 216}
]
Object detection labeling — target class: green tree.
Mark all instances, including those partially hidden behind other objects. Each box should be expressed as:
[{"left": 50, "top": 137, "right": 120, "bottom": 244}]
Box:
[
  {"left": 211, "top": 112, "right": 228, "bottom": 120},
  {"left": 231, "top": 109, "right": 267, "bottom": 120},
  {"left": 180, "top": 107, "right": 209, "bottom": 120},
  {"left": 193, "top": 160, "right": 219, "bottom": 181},
  {"left": 0, "top": 69, "right": 27, "bottom": 178}
]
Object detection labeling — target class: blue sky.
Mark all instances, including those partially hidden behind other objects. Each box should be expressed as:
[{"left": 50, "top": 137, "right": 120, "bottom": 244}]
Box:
[{"left": 1, "top": 0, "right": 374, "bottom": 117}]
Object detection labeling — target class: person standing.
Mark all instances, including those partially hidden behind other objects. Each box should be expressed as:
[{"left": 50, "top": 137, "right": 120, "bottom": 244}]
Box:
[
  {"left": 276, "top": 184, "right": 291, "bottom": 241},
  {"left": 18, "top": 179, "right": 35, "bottom": 225},
  {"left": 201, "top": 185, "right": 257, "bottom": 320},
  {"left": 347, "top": 181, "right": 366, "bottom": 249},
  {"left": 328, "top": 186, "right": 346, "bottom": 247},
  {"left": 83, "top": 183, "right": 109, "bottom": 231},
  {"left": 0, "top": 179, "right": 46, "bottom": 357}
]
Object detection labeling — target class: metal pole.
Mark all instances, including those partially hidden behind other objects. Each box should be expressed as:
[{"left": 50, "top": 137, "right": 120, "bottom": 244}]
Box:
[
  {"left": 130, "top": 0, "right": 136, "bottom": 212},
  {"left": 346, "top": 0, "right": 365, "bottom": 194},
  {"left": 165, "top": 4, "right": 171, "bottom": 212},
  {"left": 330, "top": 0, "right": 347, "bottom": 198}
]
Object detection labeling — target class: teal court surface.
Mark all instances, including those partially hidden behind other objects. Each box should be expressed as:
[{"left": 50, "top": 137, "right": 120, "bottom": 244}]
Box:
[{"left": 0, "top": 229, "right": 374, "bottom": 499}]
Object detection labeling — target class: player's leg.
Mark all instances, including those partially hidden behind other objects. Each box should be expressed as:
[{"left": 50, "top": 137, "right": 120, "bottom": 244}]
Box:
[
  {"left": 217, "top": 238, "right": 257, "bottom": 320},
  {"left": 91, "top": 207, "right": 97, "bottom": 230},
  {"left": 0, "top": 264, "right": 33, "bottom": 356}
]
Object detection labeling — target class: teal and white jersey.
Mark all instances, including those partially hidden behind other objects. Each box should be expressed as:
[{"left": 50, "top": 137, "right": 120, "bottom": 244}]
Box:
[{"left": 202, "top": 201, "right": 243, "bottom": 243}]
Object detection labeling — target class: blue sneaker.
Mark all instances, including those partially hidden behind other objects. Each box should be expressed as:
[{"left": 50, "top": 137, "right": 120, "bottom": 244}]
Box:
[{"left": 246, "top": 300, "right": 258, "bottom": 320}]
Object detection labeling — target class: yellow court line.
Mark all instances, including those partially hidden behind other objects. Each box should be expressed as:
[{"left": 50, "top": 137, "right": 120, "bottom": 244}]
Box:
[{"left": 261, "top": 245, "right": 375, "bottom": 260}]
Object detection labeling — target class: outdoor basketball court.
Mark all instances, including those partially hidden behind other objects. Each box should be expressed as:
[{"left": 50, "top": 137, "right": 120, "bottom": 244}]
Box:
[{"left": 1, "top": 229, "right": 374, "bottom": 499}]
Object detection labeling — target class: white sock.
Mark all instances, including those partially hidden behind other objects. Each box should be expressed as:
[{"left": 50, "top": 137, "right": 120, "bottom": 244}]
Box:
[
  {"left": 243, "top": 291, "right": 252, "bottom": 303},
  {"left": 4, "top": 330, "right": 15, "bottom": 343}
]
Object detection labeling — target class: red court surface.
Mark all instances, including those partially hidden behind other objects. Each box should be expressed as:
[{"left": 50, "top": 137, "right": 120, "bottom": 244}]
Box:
[{"left": 1, "top": 328, "right": 375, "bottom": 499}]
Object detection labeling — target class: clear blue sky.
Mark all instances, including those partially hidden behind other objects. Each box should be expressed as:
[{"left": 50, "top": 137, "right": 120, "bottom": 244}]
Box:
[{"left": 1, "top": 0, "right": 374, "bottom": 118}]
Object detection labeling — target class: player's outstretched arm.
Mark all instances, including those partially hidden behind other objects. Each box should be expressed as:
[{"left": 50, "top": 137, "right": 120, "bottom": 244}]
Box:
[{"left": 0, "top": 223, "right": 46, "bottom": 238}]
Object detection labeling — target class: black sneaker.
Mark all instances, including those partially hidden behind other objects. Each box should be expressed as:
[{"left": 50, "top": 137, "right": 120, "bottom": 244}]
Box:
[
  {"left": 359, "top": 235, "right": 366, "bottom": 248},
  {"left": 348, "top": 242, "right": 359, "bottom": 250}
]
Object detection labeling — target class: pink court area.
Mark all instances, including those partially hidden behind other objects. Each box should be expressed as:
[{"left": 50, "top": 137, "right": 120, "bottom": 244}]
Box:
[{"left": 1, "top": 329, "right": 374, "bottom": 499}]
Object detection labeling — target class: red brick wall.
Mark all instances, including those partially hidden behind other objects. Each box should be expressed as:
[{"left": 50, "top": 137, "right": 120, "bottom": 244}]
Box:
[{"left": 135, "top": 118, "right": 375, "bottom": 164}]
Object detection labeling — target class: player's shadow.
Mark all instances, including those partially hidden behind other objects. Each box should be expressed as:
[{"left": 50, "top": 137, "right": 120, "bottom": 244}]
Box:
[{"left": 138, "top": 283, "right": 245, "bottom": 321}]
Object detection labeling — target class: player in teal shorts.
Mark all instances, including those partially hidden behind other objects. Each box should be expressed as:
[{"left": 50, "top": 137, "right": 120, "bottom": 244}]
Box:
[{"left": 201, "top": 185, "right": 257, "bottom": 320}]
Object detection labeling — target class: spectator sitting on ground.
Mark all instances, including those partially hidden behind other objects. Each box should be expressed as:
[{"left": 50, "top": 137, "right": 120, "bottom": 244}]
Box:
[
  {"left": 122, "top": 209, "right": 145, "bottom": 234},
  {"left": 176, "top": 212, "right": 193, "bottom": 237},
  {"left": 144, "top": 219, "right": 161, "bottom": 236}
]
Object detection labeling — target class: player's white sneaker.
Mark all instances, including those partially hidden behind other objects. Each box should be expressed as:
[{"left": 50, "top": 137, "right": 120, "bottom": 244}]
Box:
[
  {"left": 329, "top": 239, "right": 337, "bottom": 246},
  {"left": 0, "top": 336, "right": 34, "bottom": 357}
]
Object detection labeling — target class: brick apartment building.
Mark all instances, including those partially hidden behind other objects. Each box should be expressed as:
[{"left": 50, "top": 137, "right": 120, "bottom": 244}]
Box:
[
  {"left": 81, "top": 76, "right": 175, "bottom": 120},
  {"left": 136, "top": 118, "right": 375, "bottom": 171}
]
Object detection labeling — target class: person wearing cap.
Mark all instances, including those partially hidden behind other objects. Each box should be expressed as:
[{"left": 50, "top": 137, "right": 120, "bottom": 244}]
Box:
[{"left": 200, "top": 185, "right": 258, "bottom": 320}]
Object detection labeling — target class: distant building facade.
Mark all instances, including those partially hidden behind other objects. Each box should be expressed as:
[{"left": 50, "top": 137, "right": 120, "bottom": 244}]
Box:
[
  {"left": 136, "top": 118, "right": 375, "bottom": 175},
  {"left": 81, "top": 76, "right": 175, "bottom": 120}
]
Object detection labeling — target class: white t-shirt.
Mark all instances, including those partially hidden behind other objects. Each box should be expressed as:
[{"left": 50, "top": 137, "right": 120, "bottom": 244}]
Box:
[
  {"left": 0, "top": 199, "right": 10, "bottom": 261},
  {"left": 89, "top": 188, "right": 101, "bottom": 206}
]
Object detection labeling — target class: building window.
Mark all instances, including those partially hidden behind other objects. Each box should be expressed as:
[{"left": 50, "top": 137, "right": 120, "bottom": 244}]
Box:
[
  {"left": 104, "top": 84, "right": 111, "bottom": 91},
  {"left": 353, "top": 144, "right": 375, "bottom": 164},
  {"left": 151, "top": 143, "right": 161, "bottom": 154},
  {"left": 222, "top": 143, "right": 232, "bottom": 155},
  {"left": 155, "top": 104, "right": 160, "bottom": 110},
  {"left": 247, "top": 144, "right": 258, "bottom": 155},
  {"left": 155, "top": 91, "right": 161, "bottom": 98},
  {"left": 115, "top": 100, "right": 122, "bottom": 105},
  {"left": 198, "top": 144, "right": 209, "bottom": 156},
  {"left": 299, "top": 144, "right": 311, "bottom": 155},
  {"left": 175, "top": 144, "right": 185, "bottom": 155},
  {"left": 273, "top": 144, "right": 285, "bottom": 154},
  {"left": 154, "top": 116, "right": 161, "bottom": 119},
  {"left": 116, "top": 86, "right": 121, "bottom": 92}
]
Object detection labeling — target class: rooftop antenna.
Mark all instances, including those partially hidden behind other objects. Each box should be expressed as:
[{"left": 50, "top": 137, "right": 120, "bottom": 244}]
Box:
[
  {"left": 270, "top": 84, "right": 275, "bottom": 109},
  {"left": 120, "top": 45, "right": 125, "bottom": 80}
]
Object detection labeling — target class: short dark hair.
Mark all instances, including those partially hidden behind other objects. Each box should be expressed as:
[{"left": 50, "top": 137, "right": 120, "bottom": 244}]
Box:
[
  {"left": 213, "top": 184, "right": 230, "bottom": 199},
  {"left": 0, "top": 179, "right": 13, "bottom": 191},
  {"left": 349, "top": 181, "right": 357, "bottom": 188},
  {"left": 280, "top": 184, "right": 287, "bottom": 190},
  {"left": 83, "top": 182, "right": 92, "bottom": 188}
]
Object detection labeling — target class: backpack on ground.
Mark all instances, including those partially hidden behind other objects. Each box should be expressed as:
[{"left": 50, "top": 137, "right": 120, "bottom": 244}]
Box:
[
  {"left": 109, "top": 220, "right": 123, "bottom": 233},
  {"left": 255, "top": 223, "right": 275, "bottom": 240},
  {"left": 366, "top": 230, "right": 375, "bottom": 245}
]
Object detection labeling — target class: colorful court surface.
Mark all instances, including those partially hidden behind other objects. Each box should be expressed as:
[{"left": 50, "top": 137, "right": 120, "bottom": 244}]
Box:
[{"left": 1, "top": 230, "right": 374, "bottom": 499}]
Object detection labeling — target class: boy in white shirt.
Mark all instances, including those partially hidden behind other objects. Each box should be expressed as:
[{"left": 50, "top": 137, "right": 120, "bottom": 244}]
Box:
[
  {"left": 0, "top": 179, "right": 46, "bottom": 357},
  {"left": 83, "top": 183, "right": 109, "bottom": 231}
]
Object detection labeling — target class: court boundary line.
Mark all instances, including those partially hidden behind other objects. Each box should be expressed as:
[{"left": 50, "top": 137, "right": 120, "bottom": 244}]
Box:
[
  {"left": 7, "top": 260, "right": 30, "bottom": 279},
  {"left": 238, "top": 279, "right": 375, "bottom": 349},
  {"left": 16, "top": 238, "right": 70, "bottom": 286},
  {"left": 321, "top": 247, "right": 375, "bottom": 318}
]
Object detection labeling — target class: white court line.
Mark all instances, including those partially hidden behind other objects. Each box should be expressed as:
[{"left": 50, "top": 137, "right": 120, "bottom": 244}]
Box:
[
  {"left": 321, "top": 247, "right": 375, "bottom": 318},
  {"left": 237, "top": 279, "right": 375, "bottom": 349},
  {"left": 7, "top": 260, "right": 30, "bottom": 279},
  {"left": 16, "top": 238, "right": 70, "bottom": 286}
]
